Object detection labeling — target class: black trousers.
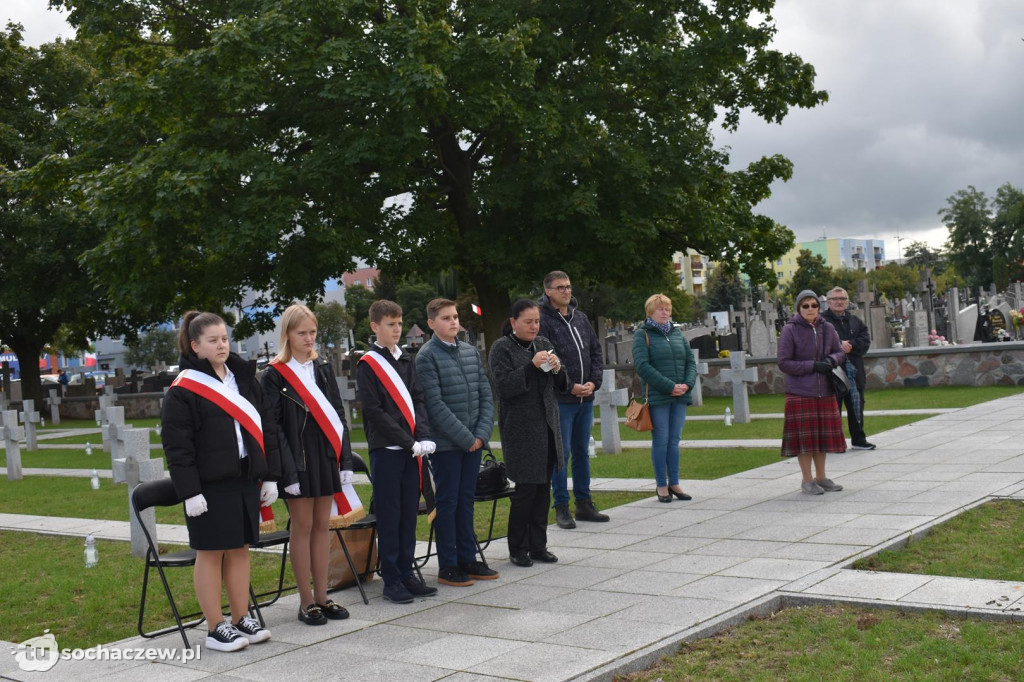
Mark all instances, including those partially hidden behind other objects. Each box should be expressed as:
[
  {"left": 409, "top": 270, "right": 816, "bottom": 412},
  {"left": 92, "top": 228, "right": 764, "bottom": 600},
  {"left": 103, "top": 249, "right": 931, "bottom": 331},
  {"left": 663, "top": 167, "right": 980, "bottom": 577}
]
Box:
[
  {"left": 507, "top": 430, "right": 556, "bottom": 555},
  {"left": 369, "top": 448, "right": 420, "bottom": 586}
]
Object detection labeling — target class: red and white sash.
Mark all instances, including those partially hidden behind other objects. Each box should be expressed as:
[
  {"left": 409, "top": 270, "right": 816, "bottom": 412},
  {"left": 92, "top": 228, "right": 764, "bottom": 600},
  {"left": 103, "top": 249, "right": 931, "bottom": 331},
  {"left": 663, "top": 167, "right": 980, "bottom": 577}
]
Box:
[
  {"left": 329, "top": 483, "right": 366, "bottom": 527},
  {"left": 360, "top": 349, "right": 415, "bottom": 433},
  {"left": 171, "top": 369, "right": 264, "bottom": 453},
  {"left": 270, "top": 359, "right": 345, "bottom": 462}
]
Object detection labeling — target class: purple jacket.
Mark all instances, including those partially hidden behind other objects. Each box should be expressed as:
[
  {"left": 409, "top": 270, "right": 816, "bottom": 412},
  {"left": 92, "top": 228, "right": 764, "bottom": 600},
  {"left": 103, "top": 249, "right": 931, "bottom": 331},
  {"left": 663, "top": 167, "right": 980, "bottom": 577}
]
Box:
[{"left": 777, "top": 313, "right": 846, "bottom": 398}]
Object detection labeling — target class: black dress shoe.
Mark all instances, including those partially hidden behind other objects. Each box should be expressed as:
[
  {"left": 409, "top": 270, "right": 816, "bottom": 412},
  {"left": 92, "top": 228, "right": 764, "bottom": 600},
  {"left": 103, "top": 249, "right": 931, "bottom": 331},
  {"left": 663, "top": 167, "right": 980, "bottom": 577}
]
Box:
[
  {"left": 657, "top": 493, "right": 672, "bottom": 503},
  {"left": 509, "top": 552, "right": 533, "bottom": 567},
  {"left": 669, "top": 488, "right": 692, "bottom": 501},
  {"left": 316, "top": 599, "right": 350, "bottom": 620},
  {"left": 529, "top": 550, "right": 558, "bottom": 563},
  {"left": 298, "top": 604, "right": 328, "bottom": 625}
]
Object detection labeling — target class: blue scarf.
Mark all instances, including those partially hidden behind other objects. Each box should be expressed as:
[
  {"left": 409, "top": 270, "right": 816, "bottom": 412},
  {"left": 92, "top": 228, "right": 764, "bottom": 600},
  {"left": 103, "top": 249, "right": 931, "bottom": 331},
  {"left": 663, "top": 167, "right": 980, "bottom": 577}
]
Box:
[{"left": 646, "top": 318, "right": 673, "bottom": 336}]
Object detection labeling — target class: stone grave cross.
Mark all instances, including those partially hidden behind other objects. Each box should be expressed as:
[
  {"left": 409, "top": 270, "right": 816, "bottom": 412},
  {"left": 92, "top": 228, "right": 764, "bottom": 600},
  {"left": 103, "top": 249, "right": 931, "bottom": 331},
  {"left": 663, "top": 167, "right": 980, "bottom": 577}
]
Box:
[
  {"left": 102, "top": 405, "right": 127, "bottom": 456},
  {"left": 18, "top": 399, "right": 41, "bottom": 451},
  {"left": 2, "top": 410, "right": 25, "bottom": 480},
  {"left": 592, "top": 369, "right": 628, "bottom": 454},
  {"left": 336, "top": 377, "right": 358, "bottom": 422},
  {"left": 689, "top": 349, "right": 710, "bottom": 407},
  {"left": 719, "top": 353, "right": 757, "bottom": 423},
  {"left": 114, "top": 426, "right": 165, "bottom": 557},
  {"left": 46, "top": 388, "right": 62, "bottom": 426}
]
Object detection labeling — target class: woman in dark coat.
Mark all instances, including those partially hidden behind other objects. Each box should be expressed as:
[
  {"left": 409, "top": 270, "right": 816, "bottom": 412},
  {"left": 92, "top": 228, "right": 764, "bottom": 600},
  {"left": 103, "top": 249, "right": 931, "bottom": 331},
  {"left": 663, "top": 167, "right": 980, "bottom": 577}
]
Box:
[
  {"left": 632, "top": 293, "right": 697, "bottom": 503},
  {"left": 488, "top": 299, "right": 569, "bottom": 567},
  {"left": 261, "top": 304, "right": 354, "bottom": 625},
  {"left": 777, "top": 289, "right": 847, "bottom": 495},
  {"left": 161, "top": 311, "right": 281, "bottom": 652}
]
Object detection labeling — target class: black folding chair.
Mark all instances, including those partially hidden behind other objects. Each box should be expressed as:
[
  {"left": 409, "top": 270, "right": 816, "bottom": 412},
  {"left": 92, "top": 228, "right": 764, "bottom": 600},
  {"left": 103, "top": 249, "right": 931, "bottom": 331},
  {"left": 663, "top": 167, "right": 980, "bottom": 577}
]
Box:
[
  {"left": 473, "top": 484, "right": 515, "bottom": 559},
  {"left": 131, "top": 478, "right": 201, "bottom": 649},
  {"left": 328, "top": 452, "right": 377, "bottom": 604}
]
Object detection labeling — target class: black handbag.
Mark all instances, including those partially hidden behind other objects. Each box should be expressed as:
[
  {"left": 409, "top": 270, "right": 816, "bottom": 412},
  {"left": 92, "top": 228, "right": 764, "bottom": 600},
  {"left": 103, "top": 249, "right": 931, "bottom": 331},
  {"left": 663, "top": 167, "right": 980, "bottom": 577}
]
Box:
[
  {"left": 476, "top": 448, "right": 509, "bottom": 496},
  {"left": 829, "top": 365, "right": 850, "bottom": 399}
]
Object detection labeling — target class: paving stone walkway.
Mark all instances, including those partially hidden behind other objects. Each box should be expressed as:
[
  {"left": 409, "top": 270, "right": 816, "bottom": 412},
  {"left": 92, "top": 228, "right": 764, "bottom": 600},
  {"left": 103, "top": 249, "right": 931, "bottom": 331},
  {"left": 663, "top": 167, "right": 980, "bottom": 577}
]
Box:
[{"left": 3, "top": 397, "right": 1024, "bottom": 681}]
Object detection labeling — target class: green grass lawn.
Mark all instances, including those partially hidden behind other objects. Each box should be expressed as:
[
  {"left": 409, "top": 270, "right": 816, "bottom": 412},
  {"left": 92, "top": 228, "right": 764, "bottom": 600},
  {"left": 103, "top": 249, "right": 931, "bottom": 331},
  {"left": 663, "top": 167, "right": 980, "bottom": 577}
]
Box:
[{"left": 853, "top": 499, "right": 1024, "bottom": 581}]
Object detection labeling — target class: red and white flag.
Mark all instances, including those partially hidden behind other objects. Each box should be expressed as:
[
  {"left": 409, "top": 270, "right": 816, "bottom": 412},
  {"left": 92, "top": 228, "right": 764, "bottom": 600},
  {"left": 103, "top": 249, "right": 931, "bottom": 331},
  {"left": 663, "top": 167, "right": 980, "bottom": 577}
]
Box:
[
  {"left": 471, "top": 304, "right": 482, "bottom": 316},
  {"left": 329, "top": 483, "right": 366, "bottom": 528}
]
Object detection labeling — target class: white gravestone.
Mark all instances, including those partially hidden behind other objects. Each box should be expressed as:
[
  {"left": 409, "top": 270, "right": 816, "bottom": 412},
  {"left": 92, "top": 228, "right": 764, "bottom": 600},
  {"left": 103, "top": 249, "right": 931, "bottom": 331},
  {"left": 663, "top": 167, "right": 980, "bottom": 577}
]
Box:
[
  {"left": 689, "top": 349, "right": 710, "bottom": 407},
  {"left": 46, "top": 389, "right": 62, "bottom": 426},
  {"left": 2, "top": 410, "right": 25, "bottom": 480},
  {"left": 719, "top": 354, "right": 757, "bottom": 424},
  {"left": 115, "top": 427, "right": 164, "bottom": 558},
  {"left": 104, "top": 406, "right": 128, "bottom": 468},
  {"left": 592, "top": 369, "right": 628, "bottom": 454},
  {"left": 748, "top": 319, "right": 771, "bottom": 358},
  {"left": 336, "top": 377, "right": 357, "bottom": 422},
  {"left": 19, "top": 399, "right": 41, "bottom": 451}
]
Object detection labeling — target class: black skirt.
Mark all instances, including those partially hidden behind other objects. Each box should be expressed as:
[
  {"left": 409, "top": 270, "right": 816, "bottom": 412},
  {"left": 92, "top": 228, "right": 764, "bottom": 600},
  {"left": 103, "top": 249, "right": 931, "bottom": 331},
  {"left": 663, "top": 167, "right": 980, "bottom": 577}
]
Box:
[
  {"left": 282, "top": 447, "right": 343, "bottom": 499},
  {"left": 185, "top": 474, "right": 260, "bottom": 550}
]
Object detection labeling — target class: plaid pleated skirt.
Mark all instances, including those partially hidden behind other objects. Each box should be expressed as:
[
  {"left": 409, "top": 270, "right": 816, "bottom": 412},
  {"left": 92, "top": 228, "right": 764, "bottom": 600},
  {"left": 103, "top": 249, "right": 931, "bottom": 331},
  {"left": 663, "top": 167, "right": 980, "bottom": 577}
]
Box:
[{"left": 781, "top": 395, "right": 847, "bottom": 457}]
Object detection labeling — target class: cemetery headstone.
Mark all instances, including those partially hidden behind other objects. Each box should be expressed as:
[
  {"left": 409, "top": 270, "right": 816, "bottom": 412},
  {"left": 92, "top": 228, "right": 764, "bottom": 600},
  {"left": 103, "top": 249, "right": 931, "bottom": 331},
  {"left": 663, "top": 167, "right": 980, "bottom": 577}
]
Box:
[
  {"left": 592, "top": 369, "right": 628, "bottom": 454},
  {"left": 2, "top": 410, "right": 24, "bottom": 480},
  {"left": 45, "top": 388, "right": 62, "bottom": 426},
  {"left": 719, "top": 353, "right": 757, "bottom": 423},
  {"left": 748, "top": 319, "right": 771, "bottom": 358},
  {"left": 103, "top": 406, "right": 126, "bottom": 459},
  {"left": 689, "top": 349, "right": 710, "bottom": 407},
  {"left": 19, "top": 399, "right": 40, "bottom": 451},
  {"left": 114, "top": 427, "right": 165, "bottom": 557},
  {"left": 336, "top": 377, "right": 358, "bottom": 423},
  {"left": 906, "top": 310, "right": 929, "bottom": 347}
]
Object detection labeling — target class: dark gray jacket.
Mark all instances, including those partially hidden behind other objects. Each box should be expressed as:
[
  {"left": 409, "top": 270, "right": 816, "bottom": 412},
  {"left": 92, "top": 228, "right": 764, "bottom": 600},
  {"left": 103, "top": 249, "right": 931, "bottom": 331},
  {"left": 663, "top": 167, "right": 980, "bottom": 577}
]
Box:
[
  {"left": 488, "top": 335, "right": 568, "bottom": 484},
  {"left": 821, "top": 308, "right": 870, "bottom": 391},
  {"left": 415, "top": 336, "right": 494, "bottom": 452},
  {"left": 538, "top": 295, "right": 603, "bottom": 404}
]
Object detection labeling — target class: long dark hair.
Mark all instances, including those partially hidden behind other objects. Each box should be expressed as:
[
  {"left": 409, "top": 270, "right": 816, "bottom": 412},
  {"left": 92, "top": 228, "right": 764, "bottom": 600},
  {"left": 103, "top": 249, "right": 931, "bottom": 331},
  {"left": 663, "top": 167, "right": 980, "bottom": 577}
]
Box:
[{"left": 501, "top": 299, "right": 540, "bottom": 336}]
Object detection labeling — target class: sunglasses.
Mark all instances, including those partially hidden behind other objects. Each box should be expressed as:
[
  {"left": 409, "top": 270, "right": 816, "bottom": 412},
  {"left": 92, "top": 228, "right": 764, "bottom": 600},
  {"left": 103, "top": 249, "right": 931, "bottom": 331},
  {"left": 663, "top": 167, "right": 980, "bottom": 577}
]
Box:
[{"left": 800, "top": 303, "right": 819, "bottom": 310}]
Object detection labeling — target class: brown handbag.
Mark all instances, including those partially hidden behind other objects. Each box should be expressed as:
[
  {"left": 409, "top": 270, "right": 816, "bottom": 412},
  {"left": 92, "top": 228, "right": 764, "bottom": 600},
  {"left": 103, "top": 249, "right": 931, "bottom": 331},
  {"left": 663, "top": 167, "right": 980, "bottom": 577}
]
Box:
[{"left": 626, "top": 330, "right": 653, "bottom": 432}]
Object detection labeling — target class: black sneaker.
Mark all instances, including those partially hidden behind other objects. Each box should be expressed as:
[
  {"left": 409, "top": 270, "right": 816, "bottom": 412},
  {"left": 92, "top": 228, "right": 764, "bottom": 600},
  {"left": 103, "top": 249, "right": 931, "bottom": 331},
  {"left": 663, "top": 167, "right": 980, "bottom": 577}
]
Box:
[
  {"left": 574, "top": 499, "right": 609, "bottom": 522},
  {"left": 382, "top": 582, "right": 415, "bottom": 604},
  {"left": 460, "top": 561, "right": 500, "bottom": 580},
  {"left": 554, "top": 504, "right": 576, "bottom": 529},
  {"left": 401, "top": 575, "right": 438, "bottom": 597},
  {"left": 851, "top": 441, "right": 876, "bottom": 450},
  {"left": 205, "top": 621, "right": 249, "bottom": 652},
  {"left": 233, "top": 615, "right": 271, "bottom": 644},
  {"left": 437, "top": 566, "right": 475, "bottom": 587},
  {"left": 298, "top": 604, "right": 328, "bottom": 625},
  {"left": 316, "top": 600, "right": 350, "bottom": 620}
]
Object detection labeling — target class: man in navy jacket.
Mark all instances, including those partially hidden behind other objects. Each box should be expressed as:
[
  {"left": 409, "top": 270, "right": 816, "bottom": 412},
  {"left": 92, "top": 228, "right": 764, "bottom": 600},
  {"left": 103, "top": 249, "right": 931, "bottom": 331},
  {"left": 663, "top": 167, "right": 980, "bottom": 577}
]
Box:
[{"left": 539, "top": 270, "right": 609, "bottom": 528}]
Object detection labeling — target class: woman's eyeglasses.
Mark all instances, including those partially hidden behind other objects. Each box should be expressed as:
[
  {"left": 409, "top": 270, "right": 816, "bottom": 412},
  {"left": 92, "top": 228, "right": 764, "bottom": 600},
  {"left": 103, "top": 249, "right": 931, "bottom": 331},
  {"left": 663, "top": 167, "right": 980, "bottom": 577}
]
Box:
[{"left": 800, "top": 303, "right": 819, "bottom": 310}]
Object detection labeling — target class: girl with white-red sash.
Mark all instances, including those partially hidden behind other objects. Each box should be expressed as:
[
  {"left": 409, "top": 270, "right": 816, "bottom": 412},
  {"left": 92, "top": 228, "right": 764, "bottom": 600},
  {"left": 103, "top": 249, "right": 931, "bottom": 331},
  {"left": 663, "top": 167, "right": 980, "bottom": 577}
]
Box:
[
  {"left": 161, "top": 311, "right": 282, "bottom": 652},
  {"left": 261, "top": 304, "right": 355, "bottom": 625}
]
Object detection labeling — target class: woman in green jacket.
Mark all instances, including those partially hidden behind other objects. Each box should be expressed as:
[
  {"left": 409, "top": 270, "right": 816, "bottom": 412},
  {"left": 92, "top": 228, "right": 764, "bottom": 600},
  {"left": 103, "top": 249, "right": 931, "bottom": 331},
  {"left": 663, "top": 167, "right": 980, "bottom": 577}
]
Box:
[{"left": 632, "top": 294, "right": 697, "bottom": 503}]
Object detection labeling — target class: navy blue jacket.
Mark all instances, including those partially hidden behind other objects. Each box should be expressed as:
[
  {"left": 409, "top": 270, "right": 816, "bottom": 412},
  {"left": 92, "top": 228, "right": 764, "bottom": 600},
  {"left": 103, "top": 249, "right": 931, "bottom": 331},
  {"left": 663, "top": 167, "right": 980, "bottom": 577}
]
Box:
[{"left": 538, "top": 294, "right": 604, "bottom": 404}]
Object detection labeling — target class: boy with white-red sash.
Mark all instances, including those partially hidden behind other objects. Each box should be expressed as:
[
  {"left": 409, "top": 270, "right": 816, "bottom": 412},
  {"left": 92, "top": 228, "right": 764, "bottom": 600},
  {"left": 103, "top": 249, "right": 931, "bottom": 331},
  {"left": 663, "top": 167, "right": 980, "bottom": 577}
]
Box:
[
  {"left": 161, "top": 311, "right": 281, "bottom": 652},
  {"left": 261, "top": 304, "right": 355, "bottom": 626},
  {"left": 356, "top": 300, "right": 438, "bottom": 604}
]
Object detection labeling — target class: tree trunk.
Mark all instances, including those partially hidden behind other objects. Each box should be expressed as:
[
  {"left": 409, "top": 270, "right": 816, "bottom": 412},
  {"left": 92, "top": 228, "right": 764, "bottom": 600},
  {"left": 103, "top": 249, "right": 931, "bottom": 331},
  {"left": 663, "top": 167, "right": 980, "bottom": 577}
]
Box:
[
  {"left": 10, "top": 339, "right": 44, "bottom": 404},
  {"left": 470, "top": 272, "right": 512, "bottom": 357}
]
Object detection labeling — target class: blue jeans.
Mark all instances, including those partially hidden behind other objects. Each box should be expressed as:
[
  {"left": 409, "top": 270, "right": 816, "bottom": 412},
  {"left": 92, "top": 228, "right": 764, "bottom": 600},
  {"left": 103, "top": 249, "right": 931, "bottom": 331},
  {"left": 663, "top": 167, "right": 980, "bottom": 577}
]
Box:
[
  {"left": 552, "top": 402, "right": 593, "bottom": 508},
  {"left": 649, "top": 402, "right": 688, "bottom": 487},
  {"left": 429, "top": 449, "right": 483, "bottom": 568}
]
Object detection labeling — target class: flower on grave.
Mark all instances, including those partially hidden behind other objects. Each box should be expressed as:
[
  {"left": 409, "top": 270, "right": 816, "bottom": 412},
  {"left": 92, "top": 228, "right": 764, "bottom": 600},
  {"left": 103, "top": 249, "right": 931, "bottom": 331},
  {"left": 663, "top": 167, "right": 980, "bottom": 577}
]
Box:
[
  {"left": 1011, "top": 309, "right": 1023, "bottom": 328},
  {"left": 718, "top": 349, "right": 731, "bottom": 358}
]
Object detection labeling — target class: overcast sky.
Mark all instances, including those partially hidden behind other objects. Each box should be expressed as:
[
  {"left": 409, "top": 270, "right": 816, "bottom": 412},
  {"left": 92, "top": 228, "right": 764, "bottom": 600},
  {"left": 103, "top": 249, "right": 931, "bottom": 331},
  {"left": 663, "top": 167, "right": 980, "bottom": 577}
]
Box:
[{"left": 7, "top": 0, "right": 1024, "bottom": 261}]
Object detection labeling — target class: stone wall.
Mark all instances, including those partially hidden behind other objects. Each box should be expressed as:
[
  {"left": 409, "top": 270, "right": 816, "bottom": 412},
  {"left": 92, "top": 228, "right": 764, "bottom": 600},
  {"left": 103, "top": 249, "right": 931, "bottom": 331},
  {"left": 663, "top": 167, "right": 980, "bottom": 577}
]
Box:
[
  {"left": 57, "top": 393, "right": 165, "bottom": 420},
  {"left": 614, "top": 342, "right": 1024, "bottom": 396}
]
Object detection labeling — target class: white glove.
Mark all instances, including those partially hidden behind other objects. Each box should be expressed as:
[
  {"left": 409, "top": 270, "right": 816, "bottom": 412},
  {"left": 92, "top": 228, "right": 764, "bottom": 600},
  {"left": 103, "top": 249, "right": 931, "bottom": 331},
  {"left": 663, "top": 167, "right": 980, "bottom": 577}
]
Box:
[
  {"left": 260, "top": 481, "right": 278, "bottom": 507},
  {"left": 418, "top": 440, "right": 437, "bottom": 456},
  {"left": 284, "top": 483, "right": 301, "bottom": 496},
  {"left": 185, "top": 494, "right": 208, "bottom": 517},
  {"left": 339, "top": 470, "right": 354, "bottom": 486},
  {"left": 411, "top": 441, "right": 423, "bottom": 457}
]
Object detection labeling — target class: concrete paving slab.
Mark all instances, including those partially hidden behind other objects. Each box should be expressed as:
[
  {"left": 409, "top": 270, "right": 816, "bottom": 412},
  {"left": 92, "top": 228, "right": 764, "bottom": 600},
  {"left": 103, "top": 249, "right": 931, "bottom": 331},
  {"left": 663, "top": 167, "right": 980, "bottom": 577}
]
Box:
[
  {"left": 900, "top": 576, "right": 1024, "bottom": 610},
  {"left": 591, "top": 569, "right": 703, "bottom": 596},
  {"left": 468, "top": 642, "right": 619, "bottom": 682},
  {"left": 801, "top": 569, "right": 932, "bottom": 601},
  {"left": 672, "top": 574, "right": 786, "bottom": 603}
]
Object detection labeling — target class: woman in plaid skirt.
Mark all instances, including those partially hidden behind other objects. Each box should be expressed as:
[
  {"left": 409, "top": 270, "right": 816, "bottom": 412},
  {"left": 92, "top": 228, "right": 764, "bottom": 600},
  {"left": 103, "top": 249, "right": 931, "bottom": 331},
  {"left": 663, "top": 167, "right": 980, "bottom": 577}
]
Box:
[{"left": 777, "top": 290, "right": 847, "bottom": 495}]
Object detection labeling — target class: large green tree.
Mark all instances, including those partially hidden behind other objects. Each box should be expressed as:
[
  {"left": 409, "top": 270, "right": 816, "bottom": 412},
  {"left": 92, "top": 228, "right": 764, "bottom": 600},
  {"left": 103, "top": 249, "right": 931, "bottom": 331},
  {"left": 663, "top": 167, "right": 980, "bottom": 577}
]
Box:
[
  {"left": 123, "top": 328, "right": 178, "bottom": 370},
  {"left": 786, "top": 249, "right": 832, "bottom": 303},
  {"left": 56, "top": 0, "right": 825, "bottom": 345},
  {"left": 0, "top": 27, "right": 133, "bottom": 402}
]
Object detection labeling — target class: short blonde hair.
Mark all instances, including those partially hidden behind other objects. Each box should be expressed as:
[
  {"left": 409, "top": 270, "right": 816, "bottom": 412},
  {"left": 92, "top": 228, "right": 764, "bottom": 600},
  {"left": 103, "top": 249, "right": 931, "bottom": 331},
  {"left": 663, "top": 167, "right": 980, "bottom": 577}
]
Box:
[
  {"left": 644, "top": 294, "right": 672, "bottom": 317},
  {"left": 274, "top": 304, "right": 318, "bottom": 363}
]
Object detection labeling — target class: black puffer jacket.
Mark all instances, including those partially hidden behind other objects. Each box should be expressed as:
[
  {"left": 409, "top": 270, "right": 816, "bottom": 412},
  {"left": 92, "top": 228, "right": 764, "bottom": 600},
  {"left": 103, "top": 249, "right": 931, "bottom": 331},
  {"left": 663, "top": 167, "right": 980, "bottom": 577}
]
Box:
[
  {"left": 261, "top": 358, "right": 353, "bottom": 488},
  {"left": 538, "top": 294, "right": 603, "bottom": 404},
  {"left": 161, "top": 352, "right": 281, "bottom": 500},
  {"left": 356, "top": 345, "right": 431, "bottom": 451}
]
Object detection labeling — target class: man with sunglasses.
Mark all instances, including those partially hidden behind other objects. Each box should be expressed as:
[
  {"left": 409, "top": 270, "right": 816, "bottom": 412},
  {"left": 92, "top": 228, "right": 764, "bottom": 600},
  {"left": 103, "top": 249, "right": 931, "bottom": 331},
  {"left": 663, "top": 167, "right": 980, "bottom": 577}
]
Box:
[
  {"left": 821, "top": 286, "right": 875, "bottom": 450},
  {"left": 539, "top": 270, "right": 609, "bottom": 528}
]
